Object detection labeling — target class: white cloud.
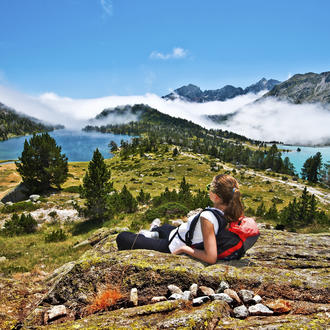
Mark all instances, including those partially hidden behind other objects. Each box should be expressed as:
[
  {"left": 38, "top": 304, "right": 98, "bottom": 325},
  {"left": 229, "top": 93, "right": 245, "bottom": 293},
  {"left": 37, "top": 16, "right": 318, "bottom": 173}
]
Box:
[
  {"left": 100, "top": 0, "right": 113, "bottom": 16},
  {"left": 0, "top": 84, "right": 329, "bottom": 145},
  {"left": 150, "top": 47, "right": 188, "bottom": 60}
]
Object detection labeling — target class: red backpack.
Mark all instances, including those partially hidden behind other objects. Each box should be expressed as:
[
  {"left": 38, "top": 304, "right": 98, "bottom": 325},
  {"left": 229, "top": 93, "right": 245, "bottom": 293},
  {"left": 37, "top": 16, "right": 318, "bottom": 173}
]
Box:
[{"left": 185, "top": 208, "right": 260, "bottom": 260}]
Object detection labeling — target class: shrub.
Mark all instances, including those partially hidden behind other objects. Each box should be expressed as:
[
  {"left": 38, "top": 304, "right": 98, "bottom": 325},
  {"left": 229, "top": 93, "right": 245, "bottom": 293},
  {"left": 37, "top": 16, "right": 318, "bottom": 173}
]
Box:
[
  {"left": 271, "top": 196, "right": 284, "bottom": 204},
  {"left": 63, "top": 185, "right": 81, "bottom": 193},
  {"left": 45, "top": 228, "right": 67, "bottom": 242},
  {"left": 1, "top": 213, "right": 37, "bottom": 236},
  {"left": 2, "top": 201, "right": 39, "bottom": 214},
  {"left": 142, "top": 202, "right": 189, "bottom": 223}
]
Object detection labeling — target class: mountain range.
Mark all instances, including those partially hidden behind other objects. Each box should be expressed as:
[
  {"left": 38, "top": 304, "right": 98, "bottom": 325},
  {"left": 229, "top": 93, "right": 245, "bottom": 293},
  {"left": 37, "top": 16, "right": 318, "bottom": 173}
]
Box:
[
  {"left": 262, "top": 71, "right": 330, "bottom": 104},
  {"left": 163, "top": 78, "right": 281, "bottom": 102}
]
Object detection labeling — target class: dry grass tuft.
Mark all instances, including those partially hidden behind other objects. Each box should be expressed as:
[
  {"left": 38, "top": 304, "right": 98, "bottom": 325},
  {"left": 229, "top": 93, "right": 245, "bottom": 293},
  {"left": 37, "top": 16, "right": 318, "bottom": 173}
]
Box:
[{"left": 87, "top": 287, "right": 123, "bottom": 314}]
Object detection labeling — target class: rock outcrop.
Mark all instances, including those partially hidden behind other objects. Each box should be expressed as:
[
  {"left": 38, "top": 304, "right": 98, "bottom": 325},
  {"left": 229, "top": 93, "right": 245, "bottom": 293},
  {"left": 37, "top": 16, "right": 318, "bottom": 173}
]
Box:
[
  {"left": 262, "top": 71, "right": 330, "bottom": 104},
  {"left": 23, "top": 227, "right": 330, "bottom": 328}
]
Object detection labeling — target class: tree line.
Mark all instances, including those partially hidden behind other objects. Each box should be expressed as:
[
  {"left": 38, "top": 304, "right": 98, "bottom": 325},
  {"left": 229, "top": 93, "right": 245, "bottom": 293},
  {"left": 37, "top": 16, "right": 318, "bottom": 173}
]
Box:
[{"left": 0, "top": 105, "right": 58, "bottom": 141}]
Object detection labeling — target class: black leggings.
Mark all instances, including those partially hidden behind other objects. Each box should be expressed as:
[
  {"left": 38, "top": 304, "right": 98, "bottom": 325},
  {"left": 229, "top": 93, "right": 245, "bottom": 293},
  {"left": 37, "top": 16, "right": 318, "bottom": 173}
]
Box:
[{"left": 116, "top": 224, "right": 176, "bottom": 253}]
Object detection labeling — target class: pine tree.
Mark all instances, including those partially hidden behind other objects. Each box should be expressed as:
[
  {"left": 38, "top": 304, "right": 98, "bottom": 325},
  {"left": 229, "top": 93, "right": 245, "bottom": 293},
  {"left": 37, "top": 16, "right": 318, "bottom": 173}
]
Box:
[
  {"left": 265, "top": 202, "right": 278, "bottom": 220},
  {"left": 16, "top": 133, "right": 68, "bottom": 192},
  {"left": 298, "top": 187, "right": 310, "bottom": 225},
  {"left": 256, "top": 202, "right": 266, "bottom": 217},
  {"left": 279, "top": 198, "right": 299, "bottom": 230},
  {"left": 80, "top": 148, "right": 113, "bottom": 222},
  {"left": 172, "top": 147, "right": 179, "bottom": 157},
  {"left": 137, "top": 188, "right": 151, "bottom": 205},
  {"left": 307, "top": 194, "right": 317, "bottom": 224},
  {"left": 301, "top": 152, "right": 322, "bottom": 183},
  {"left": 108, "top": 140, "right": 118, "bottom": 153},
  {"left": 119, "top": 185, "right": 138, "bottom": 213}
]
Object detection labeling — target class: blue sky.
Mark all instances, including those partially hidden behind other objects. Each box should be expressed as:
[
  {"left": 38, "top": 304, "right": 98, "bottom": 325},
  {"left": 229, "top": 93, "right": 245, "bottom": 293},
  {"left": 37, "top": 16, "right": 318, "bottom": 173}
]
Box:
[{"left": 0, "top": 0, "right": 329, "bottom": 98}]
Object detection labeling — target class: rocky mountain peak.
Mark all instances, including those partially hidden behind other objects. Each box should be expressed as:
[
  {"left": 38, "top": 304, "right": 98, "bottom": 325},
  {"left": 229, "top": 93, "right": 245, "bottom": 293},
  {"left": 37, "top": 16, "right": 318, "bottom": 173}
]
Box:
[
  {"left": 261, "top": 71, "right": 330, "bottom": 104},
  {"left": 163, "top": 78, "right": 281, "bottom": 103}
]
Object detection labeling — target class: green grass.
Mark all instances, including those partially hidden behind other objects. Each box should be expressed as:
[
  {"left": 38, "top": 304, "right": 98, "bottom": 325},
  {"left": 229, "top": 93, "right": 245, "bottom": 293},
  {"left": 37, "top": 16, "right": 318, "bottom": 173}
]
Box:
[
  {"left": 0, "top": 148, "right": 329, "bottom": 276},
  {"left": 0, "top": 224, "right": 92, "bottom": 275}
]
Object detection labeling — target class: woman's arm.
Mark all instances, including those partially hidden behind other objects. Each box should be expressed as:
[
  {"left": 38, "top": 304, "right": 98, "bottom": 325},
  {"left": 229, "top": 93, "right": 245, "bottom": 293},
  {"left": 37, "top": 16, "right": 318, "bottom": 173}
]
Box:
[{"left": 172, "top": 217, "right": 218, "bottom": 264}]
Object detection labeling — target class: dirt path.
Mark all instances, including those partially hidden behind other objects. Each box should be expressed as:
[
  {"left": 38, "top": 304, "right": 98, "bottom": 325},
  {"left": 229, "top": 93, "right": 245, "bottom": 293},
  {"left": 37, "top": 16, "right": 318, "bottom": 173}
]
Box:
[
  {"left": 224, "top": 164, "right": 330, "bottom": 205},
  {"left": 181, "top": 152, "right": 330, "bottom": 205}
]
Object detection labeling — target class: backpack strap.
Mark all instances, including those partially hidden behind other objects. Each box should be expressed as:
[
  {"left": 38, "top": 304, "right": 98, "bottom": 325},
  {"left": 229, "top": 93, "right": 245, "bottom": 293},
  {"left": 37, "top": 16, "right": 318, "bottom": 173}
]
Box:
[{"left": 185, "top": 207, "right": 226, "bottom": 246}]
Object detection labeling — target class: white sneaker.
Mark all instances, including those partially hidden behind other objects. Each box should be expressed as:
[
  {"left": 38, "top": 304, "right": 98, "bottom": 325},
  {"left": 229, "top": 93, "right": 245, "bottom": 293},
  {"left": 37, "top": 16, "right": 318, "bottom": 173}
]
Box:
[
  {"left": 138, "top": 230, "right": 159, "bottom": 239},
  {"left": 150, "top": 218, "right": 161, "bottom": 231}
]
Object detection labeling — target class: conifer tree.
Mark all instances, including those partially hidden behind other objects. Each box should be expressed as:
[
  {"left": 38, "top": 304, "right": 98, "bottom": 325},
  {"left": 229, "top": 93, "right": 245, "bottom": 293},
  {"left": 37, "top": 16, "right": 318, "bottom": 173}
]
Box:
[
  {"left": 265, "top": 202, "right": 278, "bottom": 220},
  {"left": 80, "top": 148, "right": 113, "bottom": 222},
  {"left": 119, "top": 185, "right": 138, "bottom": 213},
  {"left": 256, "top": 202, "right": 266, "bottom": 217},
  {"left": 137, "top": 188, "right": 151, "bottom": 205},
  {"left": 298, "top": 187, "right": 310, "bottom": 225},
  {"left": 16, "top": 133, "right": 68, "bottom": 192},
  {"left": 108, "top": 140, "right": 118, "bottom": 153},
  {"left": 172, "top": 147, "right": 179, "bottom": 157},
  {"left": 301, "top": 152, "right": 322, "bottom": 183}
]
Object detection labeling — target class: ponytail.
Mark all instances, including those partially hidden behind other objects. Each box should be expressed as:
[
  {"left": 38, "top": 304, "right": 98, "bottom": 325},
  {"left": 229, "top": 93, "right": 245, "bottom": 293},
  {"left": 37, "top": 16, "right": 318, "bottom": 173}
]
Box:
[
  {"left": 224, "top": 188, "right": 244, "bottom": 222},
  {"left": 212, "top": 174, "right": 244, "bottom": 222}
]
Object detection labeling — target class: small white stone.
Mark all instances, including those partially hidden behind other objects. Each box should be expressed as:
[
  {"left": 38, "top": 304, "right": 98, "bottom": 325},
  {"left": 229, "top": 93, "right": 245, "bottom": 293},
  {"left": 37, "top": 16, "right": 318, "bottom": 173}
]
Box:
[
  {"left": 151, "top": 296, "right": 167, "bottom": 303},
  {"left": 252, "top": 295, "right": 262, "bottom": 304},
  {"left": 130, "top": 288, "right": 138, "bottom": 306},
  {"left": 0, "top": 256, "right": 7, "bottom": 263},
  {"left": 233, "top": 305, "right": 249, "bottom": 319},
  {"left": 47, "top": 305, "right": 67, "bottom": 322},
  {"left": 189, "top": 283, "right": 198, "bottom": 297},
  {"left": 239, "top": 289, "right": 254, "bottom": 303},
  {"left": 182, "top": 291, "right": 191, "bottom": 301},
  {"left": 192, "top": 296, "right": 210, "bottom": 306},
  {"left": 248, "top": 303, "right": 273, "bottom": 316},
  {"left": 217, "top": 281, "right": 230, "bottom": 293},
  {"left": 211, "top": 293, "right": 233, "bottom": 304},
  {"left": 169, "top": 293, "right": 183, "bottom": 300},
  {"left": 168, "top": 284, "right": 183, "bottom": 295}
]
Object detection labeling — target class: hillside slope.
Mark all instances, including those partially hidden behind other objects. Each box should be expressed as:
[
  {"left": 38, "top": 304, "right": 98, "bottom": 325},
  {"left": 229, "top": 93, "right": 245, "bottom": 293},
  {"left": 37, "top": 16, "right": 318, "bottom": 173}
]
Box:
[
  {"left": 0, "top": 102, "right": 62, "bottom": 141},
  {"left": 261, "top": 71, "right": 330, "bottom": 104}
]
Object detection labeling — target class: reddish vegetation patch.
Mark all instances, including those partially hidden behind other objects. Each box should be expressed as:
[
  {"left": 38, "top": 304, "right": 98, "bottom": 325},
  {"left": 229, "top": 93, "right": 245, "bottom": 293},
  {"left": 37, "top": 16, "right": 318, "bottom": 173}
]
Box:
[{"left": 86, "top": 287, "right": 123, "bottom": 315}]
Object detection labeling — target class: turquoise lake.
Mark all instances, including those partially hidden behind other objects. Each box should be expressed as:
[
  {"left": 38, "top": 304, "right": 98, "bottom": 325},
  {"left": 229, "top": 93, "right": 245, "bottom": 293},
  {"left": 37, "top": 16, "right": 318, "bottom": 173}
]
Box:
[
  {"left": 0, "top": 130, "right": 329, "bottom": 176},
  {"left": 0, "top": 129, "right": 132, "bottom": 162},
  {"left": 279, "top": 144, "right": 330, "bottom": 175}
]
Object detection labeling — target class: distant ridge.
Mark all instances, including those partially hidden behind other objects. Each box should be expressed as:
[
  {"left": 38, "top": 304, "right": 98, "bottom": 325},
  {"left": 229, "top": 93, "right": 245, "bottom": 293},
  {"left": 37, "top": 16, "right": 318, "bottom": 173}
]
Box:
[
  {"left": 163, "top": 78, "right": 280, "bottom": 103},
  {"left": 261, "top": 71, "right": 330, "bottom": 104},
  {"left": 0, "top": 102, "right": 63, "bottom": 141}
]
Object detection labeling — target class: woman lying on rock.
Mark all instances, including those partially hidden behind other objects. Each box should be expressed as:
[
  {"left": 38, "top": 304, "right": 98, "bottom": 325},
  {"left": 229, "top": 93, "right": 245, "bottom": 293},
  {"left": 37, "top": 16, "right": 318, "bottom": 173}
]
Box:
[{"left": 116, "top": 174, "right": 259, "bottom": 264}]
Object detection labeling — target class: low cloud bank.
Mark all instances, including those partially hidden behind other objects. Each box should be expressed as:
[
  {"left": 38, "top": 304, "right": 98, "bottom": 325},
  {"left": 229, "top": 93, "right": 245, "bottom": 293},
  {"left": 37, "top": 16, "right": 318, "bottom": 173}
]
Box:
[{"left": 0, "top": 84, "right": 329, "bottom": 145}]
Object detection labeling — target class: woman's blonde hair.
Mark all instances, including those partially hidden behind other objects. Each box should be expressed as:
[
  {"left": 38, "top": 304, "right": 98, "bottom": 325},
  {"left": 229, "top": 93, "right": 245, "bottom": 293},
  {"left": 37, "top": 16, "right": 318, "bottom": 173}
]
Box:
[{"left": 211, "top": 174, "right": 244, "bottom": 222}]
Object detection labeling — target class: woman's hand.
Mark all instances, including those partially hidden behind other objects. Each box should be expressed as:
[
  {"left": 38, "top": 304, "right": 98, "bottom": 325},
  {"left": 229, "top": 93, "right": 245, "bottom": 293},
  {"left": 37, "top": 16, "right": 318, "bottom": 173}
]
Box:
[{"left": 172, "top": 245, "right": 193, "bottom": 255}]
